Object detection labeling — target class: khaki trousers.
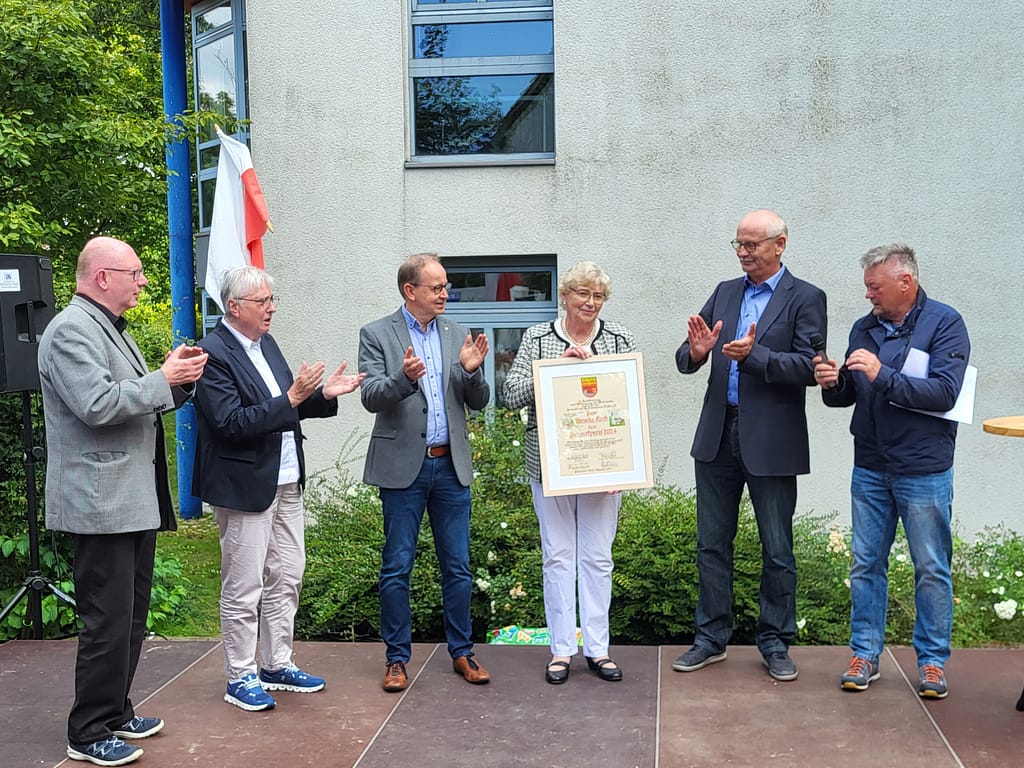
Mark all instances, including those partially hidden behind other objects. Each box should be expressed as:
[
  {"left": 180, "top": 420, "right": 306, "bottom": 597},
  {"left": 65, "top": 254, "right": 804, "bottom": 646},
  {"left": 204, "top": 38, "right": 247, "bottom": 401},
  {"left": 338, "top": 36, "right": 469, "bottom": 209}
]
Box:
[{"left": 215, "top": 483, "right": 305, "bottom": 681}]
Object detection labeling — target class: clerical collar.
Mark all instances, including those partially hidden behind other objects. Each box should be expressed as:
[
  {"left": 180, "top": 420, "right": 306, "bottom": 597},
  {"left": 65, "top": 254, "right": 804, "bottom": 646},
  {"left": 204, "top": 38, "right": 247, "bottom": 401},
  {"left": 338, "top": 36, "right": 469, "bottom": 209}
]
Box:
[{"left": 77, "top": 293, "right": 128, "bottom": 333}]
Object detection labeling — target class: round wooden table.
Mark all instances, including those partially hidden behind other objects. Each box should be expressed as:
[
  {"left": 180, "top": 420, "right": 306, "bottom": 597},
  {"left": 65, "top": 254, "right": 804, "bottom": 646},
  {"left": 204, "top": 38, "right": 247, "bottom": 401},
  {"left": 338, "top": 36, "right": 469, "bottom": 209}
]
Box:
[
  {"left": 981, "top": 415, "right": 1024, "bottom": 711},
  {"left": 982, "top": 415, "right": 1024, "bottom": 437}
]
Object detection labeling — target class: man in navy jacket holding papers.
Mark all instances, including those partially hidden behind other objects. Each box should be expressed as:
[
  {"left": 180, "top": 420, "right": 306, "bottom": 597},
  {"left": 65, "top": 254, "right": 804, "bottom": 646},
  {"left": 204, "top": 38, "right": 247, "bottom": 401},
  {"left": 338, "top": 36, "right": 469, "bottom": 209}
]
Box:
[{"left": 814, "top": 243, "right": 970, "bottom": 701}]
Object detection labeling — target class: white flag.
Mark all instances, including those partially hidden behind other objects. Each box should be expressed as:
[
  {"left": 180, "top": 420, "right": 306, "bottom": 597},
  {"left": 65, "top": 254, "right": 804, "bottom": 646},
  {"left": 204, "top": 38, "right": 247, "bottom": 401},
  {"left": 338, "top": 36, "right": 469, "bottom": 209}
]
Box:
[{"left": 205, "top": 128, "right": 271, "bottom": 311}]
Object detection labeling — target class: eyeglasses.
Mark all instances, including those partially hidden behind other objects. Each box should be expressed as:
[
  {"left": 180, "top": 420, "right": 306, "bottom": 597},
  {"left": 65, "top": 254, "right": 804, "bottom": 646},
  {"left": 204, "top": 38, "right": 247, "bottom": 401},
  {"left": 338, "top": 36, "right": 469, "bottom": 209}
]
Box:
[
  {"left": 235, "top": 295, "right": 278, "bottom": 308},
  {"left": 101, "top": 267, "right": 145, "bottom": 281},
  {"left": 571, "top": 288, "right": 607, "bottom": 304},
  {"left": 412, "top": 282, "right": 451, "bottom": 296},
  {"left": 730, "top": 237, "right": 777, "bottom": 253}
]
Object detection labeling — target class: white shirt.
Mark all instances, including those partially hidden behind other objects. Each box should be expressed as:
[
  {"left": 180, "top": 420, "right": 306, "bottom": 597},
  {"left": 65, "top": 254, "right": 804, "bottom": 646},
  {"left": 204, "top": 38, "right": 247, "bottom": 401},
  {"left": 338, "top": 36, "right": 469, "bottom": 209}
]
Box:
[{"left": 223, "top": 321, "right": 300, "bottom": 485}]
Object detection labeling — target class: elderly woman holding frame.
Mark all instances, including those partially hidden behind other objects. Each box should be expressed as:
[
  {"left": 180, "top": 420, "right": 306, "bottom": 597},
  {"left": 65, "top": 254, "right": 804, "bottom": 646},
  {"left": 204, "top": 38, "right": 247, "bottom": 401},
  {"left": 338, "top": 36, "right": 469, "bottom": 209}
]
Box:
[{"left": 502, "top": 261, "right": 636, "bottom": 684}]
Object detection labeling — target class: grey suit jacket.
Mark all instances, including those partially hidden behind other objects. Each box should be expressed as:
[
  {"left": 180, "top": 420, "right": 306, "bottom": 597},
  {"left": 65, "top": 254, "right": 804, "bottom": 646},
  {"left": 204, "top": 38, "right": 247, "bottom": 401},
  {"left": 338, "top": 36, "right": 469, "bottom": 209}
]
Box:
[
  {"left": 39, "top": 295, "right": 188, "bottom": 534},
  {"left": 359, "top": 309, "right": 490, "bottom": 489},
  {"left": 675, "top": 268, "right": 827, "bottom": 477}
]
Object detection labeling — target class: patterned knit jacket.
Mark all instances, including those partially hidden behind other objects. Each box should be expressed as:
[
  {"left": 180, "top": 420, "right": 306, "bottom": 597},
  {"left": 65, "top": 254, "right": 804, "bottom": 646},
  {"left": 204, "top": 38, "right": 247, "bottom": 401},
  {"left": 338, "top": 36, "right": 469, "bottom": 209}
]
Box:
[{"left": 501, "top": 318, "right": 636, "bottom": 482}]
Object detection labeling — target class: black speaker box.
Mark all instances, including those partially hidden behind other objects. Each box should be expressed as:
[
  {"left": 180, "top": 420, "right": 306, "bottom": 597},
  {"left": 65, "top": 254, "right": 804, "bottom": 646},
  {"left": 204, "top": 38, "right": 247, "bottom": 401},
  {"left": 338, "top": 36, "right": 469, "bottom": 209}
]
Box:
[{"left": 0, "top": 254, "right": 55, "bottom": 393}]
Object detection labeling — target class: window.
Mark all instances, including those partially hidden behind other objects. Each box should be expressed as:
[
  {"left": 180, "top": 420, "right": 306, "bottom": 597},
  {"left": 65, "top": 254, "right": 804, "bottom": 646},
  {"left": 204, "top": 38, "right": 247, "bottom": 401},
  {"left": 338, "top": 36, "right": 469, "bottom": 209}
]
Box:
[
  {"left": 193, "top": 0, "right": 249, "bottom": 233},
  {"left": 408, "top": 1, "right": 555, "bottom": 166},
  {"left": 192, "top": 0, "right": 249, "bottom": 334},
  {"left": 441, "top": 255, "right": 558, "bottom": 408}
]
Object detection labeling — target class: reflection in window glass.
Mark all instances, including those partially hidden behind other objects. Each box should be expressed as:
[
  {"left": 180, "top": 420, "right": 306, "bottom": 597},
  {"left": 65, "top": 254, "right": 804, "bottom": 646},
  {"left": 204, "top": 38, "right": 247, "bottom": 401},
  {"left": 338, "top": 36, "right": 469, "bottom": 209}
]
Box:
[
  {"left": 200, "top": 177, "right": 216, "bottom": 231},
  {"left": 197, "top": 35, "right": 238, "bottom": 120},
  {"left": 199, "top": 145, "right": 220, "bottom": 170},
  {"left": 414, "top": 22, "right": 553, "bottom": 59},
  {"left": 494, "top": 327, "right": 529, "bottom": 409},
  {"left": 414, "top": 74, "right": 553, "bottom": 155},
  {"left": 447, "top": 271, "right": 552, "bottom": 303},
  {"left": 196, "top": 2, "right": 232, "bottom": 35}
]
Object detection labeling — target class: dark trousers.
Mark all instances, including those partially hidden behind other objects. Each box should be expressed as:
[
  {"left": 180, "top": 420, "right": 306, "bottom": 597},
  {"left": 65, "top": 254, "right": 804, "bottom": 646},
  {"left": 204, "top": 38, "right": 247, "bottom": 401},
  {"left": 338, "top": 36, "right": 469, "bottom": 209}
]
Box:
[
  {"left": 68, "top": 530, "right": 156, "bottom": 744},
  {"left": 693, "top": 410, "right": 797, "bottom": 657}
]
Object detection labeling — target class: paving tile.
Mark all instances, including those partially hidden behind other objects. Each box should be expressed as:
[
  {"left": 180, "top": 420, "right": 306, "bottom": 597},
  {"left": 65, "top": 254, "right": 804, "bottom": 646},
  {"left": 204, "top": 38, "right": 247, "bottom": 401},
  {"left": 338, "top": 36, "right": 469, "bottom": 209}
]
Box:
[
  {"left": 889, "top": 646, "right": 1023, "bottom": 768},
  {"left": 134, "top": 640, "right": 426, "bottom": 768},
  {"left": 355, "top": 644, "right": 659, "bottom": 768},
  {"left": 0, "top": 638, "right": 217, "bottom": 768},
  {"left": 659, "top": 645, "right": 960, "bottom": 768}
]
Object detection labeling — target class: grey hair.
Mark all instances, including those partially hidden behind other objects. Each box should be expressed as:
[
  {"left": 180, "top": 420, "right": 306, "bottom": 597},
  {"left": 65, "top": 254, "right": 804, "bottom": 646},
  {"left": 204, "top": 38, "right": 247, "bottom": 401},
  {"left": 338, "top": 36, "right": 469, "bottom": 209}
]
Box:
[
  {"left": 397, "top": 252, "right": 441, "bottom": 299},
  {"left": 221, "top": 265, "right": 274, "bottom": 308},
  {"left": 558, "top": 261, "right": 612, "bottom": 300},
  {"left": 764, "top": 212, "right": 788, "bottom": 239},
  {"left": 859, "top": 243, "right": 918, "bottom": 280}
]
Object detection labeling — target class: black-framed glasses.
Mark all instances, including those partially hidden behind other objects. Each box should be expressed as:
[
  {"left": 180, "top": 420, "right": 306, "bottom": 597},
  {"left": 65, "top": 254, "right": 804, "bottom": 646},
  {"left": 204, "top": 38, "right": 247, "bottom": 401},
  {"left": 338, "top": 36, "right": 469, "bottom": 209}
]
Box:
[
  {"left": 730, "top": 237, "right": 777, "bottom": 253},
  {"left": 412, "top": 282, "right": 451, "bottom": 296},
  {"left": 235, "top": 295, "right": 278, "bottom": 308},
  {"left": 101, "top": 267, "right": 145, "bottom": 281}
]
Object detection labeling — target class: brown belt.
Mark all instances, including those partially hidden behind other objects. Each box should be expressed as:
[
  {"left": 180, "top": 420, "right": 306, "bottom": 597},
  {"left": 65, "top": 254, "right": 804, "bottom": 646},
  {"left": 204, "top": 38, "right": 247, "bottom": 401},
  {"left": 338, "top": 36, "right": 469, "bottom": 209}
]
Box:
[{"left": 426, "top": 445, "right": 450, "bottom": 458}]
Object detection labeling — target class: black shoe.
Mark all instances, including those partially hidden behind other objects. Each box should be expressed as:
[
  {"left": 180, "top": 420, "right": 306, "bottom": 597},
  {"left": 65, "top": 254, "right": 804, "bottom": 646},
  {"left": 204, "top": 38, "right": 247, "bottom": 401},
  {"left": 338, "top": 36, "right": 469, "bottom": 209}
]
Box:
[
  {"left": 586, "top": 656, "right": 623, "bottom": 682},
  {"left": 672, "top": 644, "right": 727, "bottom": 672},
  {"left": 763, "top": 651, "right": 798, "bottom": 681},
  {"left": 545, "top": 658, "right": 570, "bottom": 685}
]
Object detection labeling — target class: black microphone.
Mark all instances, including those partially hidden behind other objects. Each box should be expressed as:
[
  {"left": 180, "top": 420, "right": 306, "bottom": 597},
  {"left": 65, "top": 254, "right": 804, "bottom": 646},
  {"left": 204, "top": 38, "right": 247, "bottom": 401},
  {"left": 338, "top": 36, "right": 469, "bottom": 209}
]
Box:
[
  {"left": 809, "top": 332, "right": 833, "bottom": 388},
  {"left": 809, "top": 333, "right": 826, "bottom": 359}
]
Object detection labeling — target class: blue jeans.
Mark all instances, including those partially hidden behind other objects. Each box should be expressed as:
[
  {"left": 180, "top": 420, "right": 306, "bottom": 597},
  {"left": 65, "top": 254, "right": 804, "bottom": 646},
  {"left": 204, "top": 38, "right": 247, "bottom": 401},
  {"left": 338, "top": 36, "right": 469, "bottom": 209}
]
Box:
[
  {"left": 693, "top": 413, "right": 797, "bottom": 657},
  {"left": 849, "top": 466, "right": 954, "bottom": 667},
  {"left": 379, "top": 454, "right": 473, "bottom": 663}
]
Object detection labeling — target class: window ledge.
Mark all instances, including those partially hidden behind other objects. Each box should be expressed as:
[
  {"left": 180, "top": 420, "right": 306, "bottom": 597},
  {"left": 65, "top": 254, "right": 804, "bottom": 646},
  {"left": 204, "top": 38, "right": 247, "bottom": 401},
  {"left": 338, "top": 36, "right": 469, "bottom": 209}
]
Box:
[{"left": 405, "top": 156, "right": 555, "bottom": 169}]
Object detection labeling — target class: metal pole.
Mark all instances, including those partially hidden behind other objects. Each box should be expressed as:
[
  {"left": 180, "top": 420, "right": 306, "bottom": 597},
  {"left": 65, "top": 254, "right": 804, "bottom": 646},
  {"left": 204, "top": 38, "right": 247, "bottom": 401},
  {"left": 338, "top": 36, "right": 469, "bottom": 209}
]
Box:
[{"left": 160, "top": 0, "right": 201, "bottom": 518}]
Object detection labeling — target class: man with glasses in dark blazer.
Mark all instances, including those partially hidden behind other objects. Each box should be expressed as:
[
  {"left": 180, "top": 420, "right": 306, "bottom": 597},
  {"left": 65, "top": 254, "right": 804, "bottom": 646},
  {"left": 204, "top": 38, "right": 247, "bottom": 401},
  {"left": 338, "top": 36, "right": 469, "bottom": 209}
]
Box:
[{"left": 674, "top": 210, "right": 827, "bottom": 683}]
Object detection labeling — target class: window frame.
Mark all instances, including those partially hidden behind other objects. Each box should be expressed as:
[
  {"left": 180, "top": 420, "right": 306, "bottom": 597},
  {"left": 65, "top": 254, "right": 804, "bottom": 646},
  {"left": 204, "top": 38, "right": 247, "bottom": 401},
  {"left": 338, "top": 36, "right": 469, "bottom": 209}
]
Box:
[
  {"left": 407, "top": 0, "right": 555, "bottom": 167},
  {"left": 441, "top": 255, "right": 559, "bottom": 408},
  {"left": 193, "top": 0, "right": 249, "bottom": 234}
]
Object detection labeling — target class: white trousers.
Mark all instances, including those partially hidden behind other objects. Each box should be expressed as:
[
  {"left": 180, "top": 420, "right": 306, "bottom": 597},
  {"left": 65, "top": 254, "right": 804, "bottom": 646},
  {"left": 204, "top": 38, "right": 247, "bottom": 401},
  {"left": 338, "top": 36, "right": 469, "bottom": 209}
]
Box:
[
  {"left": 531, "top": 482, "right": 620, "bottom": 658},
  {"left": 216, "top": 483, "right": 306, "bottom": 681}
]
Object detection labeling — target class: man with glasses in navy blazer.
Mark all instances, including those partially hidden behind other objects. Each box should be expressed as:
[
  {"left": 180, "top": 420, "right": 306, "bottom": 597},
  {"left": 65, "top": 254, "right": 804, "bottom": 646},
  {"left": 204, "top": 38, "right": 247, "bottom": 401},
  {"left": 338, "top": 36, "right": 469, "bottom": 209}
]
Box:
[
  {"left": 674, "top": 210, "right": 827, "bottom": 683},
  {"left": 359, "top": 252, "right": 491, "bottom": 693},
  {"left": 192, "top": 265, "right": 363, "bottom": 712}
]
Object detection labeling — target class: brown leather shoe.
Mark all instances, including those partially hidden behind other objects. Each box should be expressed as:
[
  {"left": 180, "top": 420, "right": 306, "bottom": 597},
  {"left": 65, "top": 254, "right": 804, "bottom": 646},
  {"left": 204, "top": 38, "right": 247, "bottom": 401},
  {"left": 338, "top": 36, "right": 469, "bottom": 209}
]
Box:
[
  {"left": 382, "top": 660, "right": 408, "bottom": 692},
  {"left": 452, "top": 654, "right": 490, "bottom": 685}
]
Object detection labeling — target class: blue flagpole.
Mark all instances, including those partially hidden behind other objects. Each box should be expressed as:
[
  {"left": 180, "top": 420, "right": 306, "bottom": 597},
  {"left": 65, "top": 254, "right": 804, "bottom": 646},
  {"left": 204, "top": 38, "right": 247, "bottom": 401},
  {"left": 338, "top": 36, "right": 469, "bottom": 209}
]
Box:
[{"left": 160, "top": 0, "right": 201, "bottom": 519}]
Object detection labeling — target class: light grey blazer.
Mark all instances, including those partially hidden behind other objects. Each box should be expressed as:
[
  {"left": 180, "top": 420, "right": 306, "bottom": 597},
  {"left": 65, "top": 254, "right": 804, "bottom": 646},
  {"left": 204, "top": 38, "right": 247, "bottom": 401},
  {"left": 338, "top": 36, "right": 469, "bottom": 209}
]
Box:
[
  {"left": 38, "top": 296, "right": 187, "bottom": 534},
  {"left": 358, "top": 309, "right": 490, "bottom": 489}
]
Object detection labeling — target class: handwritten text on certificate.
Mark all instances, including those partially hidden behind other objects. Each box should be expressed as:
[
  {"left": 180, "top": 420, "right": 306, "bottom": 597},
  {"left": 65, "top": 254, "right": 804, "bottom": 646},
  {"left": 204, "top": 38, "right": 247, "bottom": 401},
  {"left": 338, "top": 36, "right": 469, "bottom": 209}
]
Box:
[{"left": 551, "top": 372, "right": 634, "bottom": 476}]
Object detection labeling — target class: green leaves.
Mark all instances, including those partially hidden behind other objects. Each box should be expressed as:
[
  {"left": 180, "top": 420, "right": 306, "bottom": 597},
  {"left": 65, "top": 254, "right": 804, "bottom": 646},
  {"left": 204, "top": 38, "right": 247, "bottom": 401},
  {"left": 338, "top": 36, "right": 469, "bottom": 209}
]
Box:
[{"left": 0, "top": 0, "right": 173, "bottom": 297}]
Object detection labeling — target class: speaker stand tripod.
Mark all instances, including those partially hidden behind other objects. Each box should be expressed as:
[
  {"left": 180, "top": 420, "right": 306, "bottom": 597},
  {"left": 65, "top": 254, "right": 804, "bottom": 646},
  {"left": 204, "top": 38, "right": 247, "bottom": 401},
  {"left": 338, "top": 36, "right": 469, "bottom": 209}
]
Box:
[{"left": 0, "top": 390, "right": 76, "bottom": 638}]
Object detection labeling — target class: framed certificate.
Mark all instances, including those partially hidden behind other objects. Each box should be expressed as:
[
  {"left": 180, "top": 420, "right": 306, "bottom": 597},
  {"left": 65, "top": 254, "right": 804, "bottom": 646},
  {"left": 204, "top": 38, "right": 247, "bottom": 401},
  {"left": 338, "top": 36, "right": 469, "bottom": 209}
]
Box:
[{"left": 533, "top": 352, "right": 653, "bottom": 497}]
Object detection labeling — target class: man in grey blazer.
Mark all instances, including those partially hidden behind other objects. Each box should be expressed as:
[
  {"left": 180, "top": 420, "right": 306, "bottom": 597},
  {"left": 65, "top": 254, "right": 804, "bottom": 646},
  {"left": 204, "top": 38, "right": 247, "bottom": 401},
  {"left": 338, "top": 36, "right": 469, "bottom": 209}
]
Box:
[
  {"left": 673, "top": 210, "right": 827, "bottom": 683},
  {"left": 39, "top": 237, "right": 207, "bottom": 766},
  {"left": 359, "top": 252, "right": 491, "bottom": 692}
]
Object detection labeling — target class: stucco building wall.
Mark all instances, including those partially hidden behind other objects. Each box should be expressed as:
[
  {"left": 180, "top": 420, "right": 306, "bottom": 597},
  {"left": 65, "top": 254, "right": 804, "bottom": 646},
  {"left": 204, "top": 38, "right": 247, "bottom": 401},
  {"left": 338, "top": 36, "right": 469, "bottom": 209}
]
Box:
[{"left": 239, "top": 2, "right": 1024, "bottom": 534}]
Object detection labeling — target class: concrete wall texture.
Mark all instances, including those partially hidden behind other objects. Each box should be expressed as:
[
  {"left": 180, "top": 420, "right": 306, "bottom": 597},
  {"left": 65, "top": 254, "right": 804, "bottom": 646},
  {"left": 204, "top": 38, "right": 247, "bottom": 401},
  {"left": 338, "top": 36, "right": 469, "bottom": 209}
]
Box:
[{"left": 239, "top": 2, "right": 1023, "bottom": 535}]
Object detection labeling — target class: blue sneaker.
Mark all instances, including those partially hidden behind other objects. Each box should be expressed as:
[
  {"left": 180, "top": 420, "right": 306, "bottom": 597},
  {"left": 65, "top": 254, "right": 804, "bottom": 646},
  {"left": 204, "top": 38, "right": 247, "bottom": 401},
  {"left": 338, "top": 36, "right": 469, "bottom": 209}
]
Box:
[
  {"left": 112, "top": 715, "right": 164, "bottom": 739},
  {"left": 260, "top": 664, "right": 326, "bottom": 693},
  {"left": 225, "top": 672, "right": 277, "bottom": 711},
  {"left": 67, "top": 736, "right": 142, "bottom": 766}
]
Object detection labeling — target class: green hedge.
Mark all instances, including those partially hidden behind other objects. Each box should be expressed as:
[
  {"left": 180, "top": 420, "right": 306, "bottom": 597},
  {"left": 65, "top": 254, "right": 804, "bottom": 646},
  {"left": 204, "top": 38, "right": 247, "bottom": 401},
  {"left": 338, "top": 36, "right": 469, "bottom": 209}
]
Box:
[{"left": 296, "top": 412, "right": 1024, "bottom": 649}]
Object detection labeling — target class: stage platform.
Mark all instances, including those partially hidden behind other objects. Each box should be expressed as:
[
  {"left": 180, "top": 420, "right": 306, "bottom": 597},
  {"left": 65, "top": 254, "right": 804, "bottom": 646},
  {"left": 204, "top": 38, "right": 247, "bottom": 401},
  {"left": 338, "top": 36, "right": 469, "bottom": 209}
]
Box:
[{"left": 1, "top": 639, "right": 1020, "bottom": 767}]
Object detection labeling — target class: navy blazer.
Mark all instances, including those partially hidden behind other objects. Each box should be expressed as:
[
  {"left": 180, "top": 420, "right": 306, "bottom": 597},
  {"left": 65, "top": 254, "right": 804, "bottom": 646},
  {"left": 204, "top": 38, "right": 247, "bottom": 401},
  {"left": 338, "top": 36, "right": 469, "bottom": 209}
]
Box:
[
  {"left": 192, "top": 320, "right": 337, "bottom": 512},
  {"left": 676, "top": 268, "right": 827, "bottom": 477},
  {"left": 822, "top": 287, "right": 969, "bottom": 475}
]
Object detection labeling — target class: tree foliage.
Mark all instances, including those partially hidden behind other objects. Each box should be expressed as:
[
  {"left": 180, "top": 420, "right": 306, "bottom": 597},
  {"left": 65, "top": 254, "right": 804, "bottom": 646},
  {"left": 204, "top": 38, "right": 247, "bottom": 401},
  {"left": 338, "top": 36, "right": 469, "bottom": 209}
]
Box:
[{"left": 0, "top": 0, "right": 174, "bottom": 300}]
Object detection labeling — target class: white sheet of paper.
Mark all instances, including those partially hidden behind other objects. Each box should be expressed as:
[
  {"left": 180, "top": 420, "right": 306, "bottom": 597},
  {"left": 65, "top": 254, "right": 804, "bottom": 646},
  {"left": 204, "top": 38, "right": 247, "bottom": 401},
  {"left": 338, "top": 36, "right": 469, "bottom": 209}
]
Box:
[{"left": 892, "top": 347, "right": 976, "bottom": 424}]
